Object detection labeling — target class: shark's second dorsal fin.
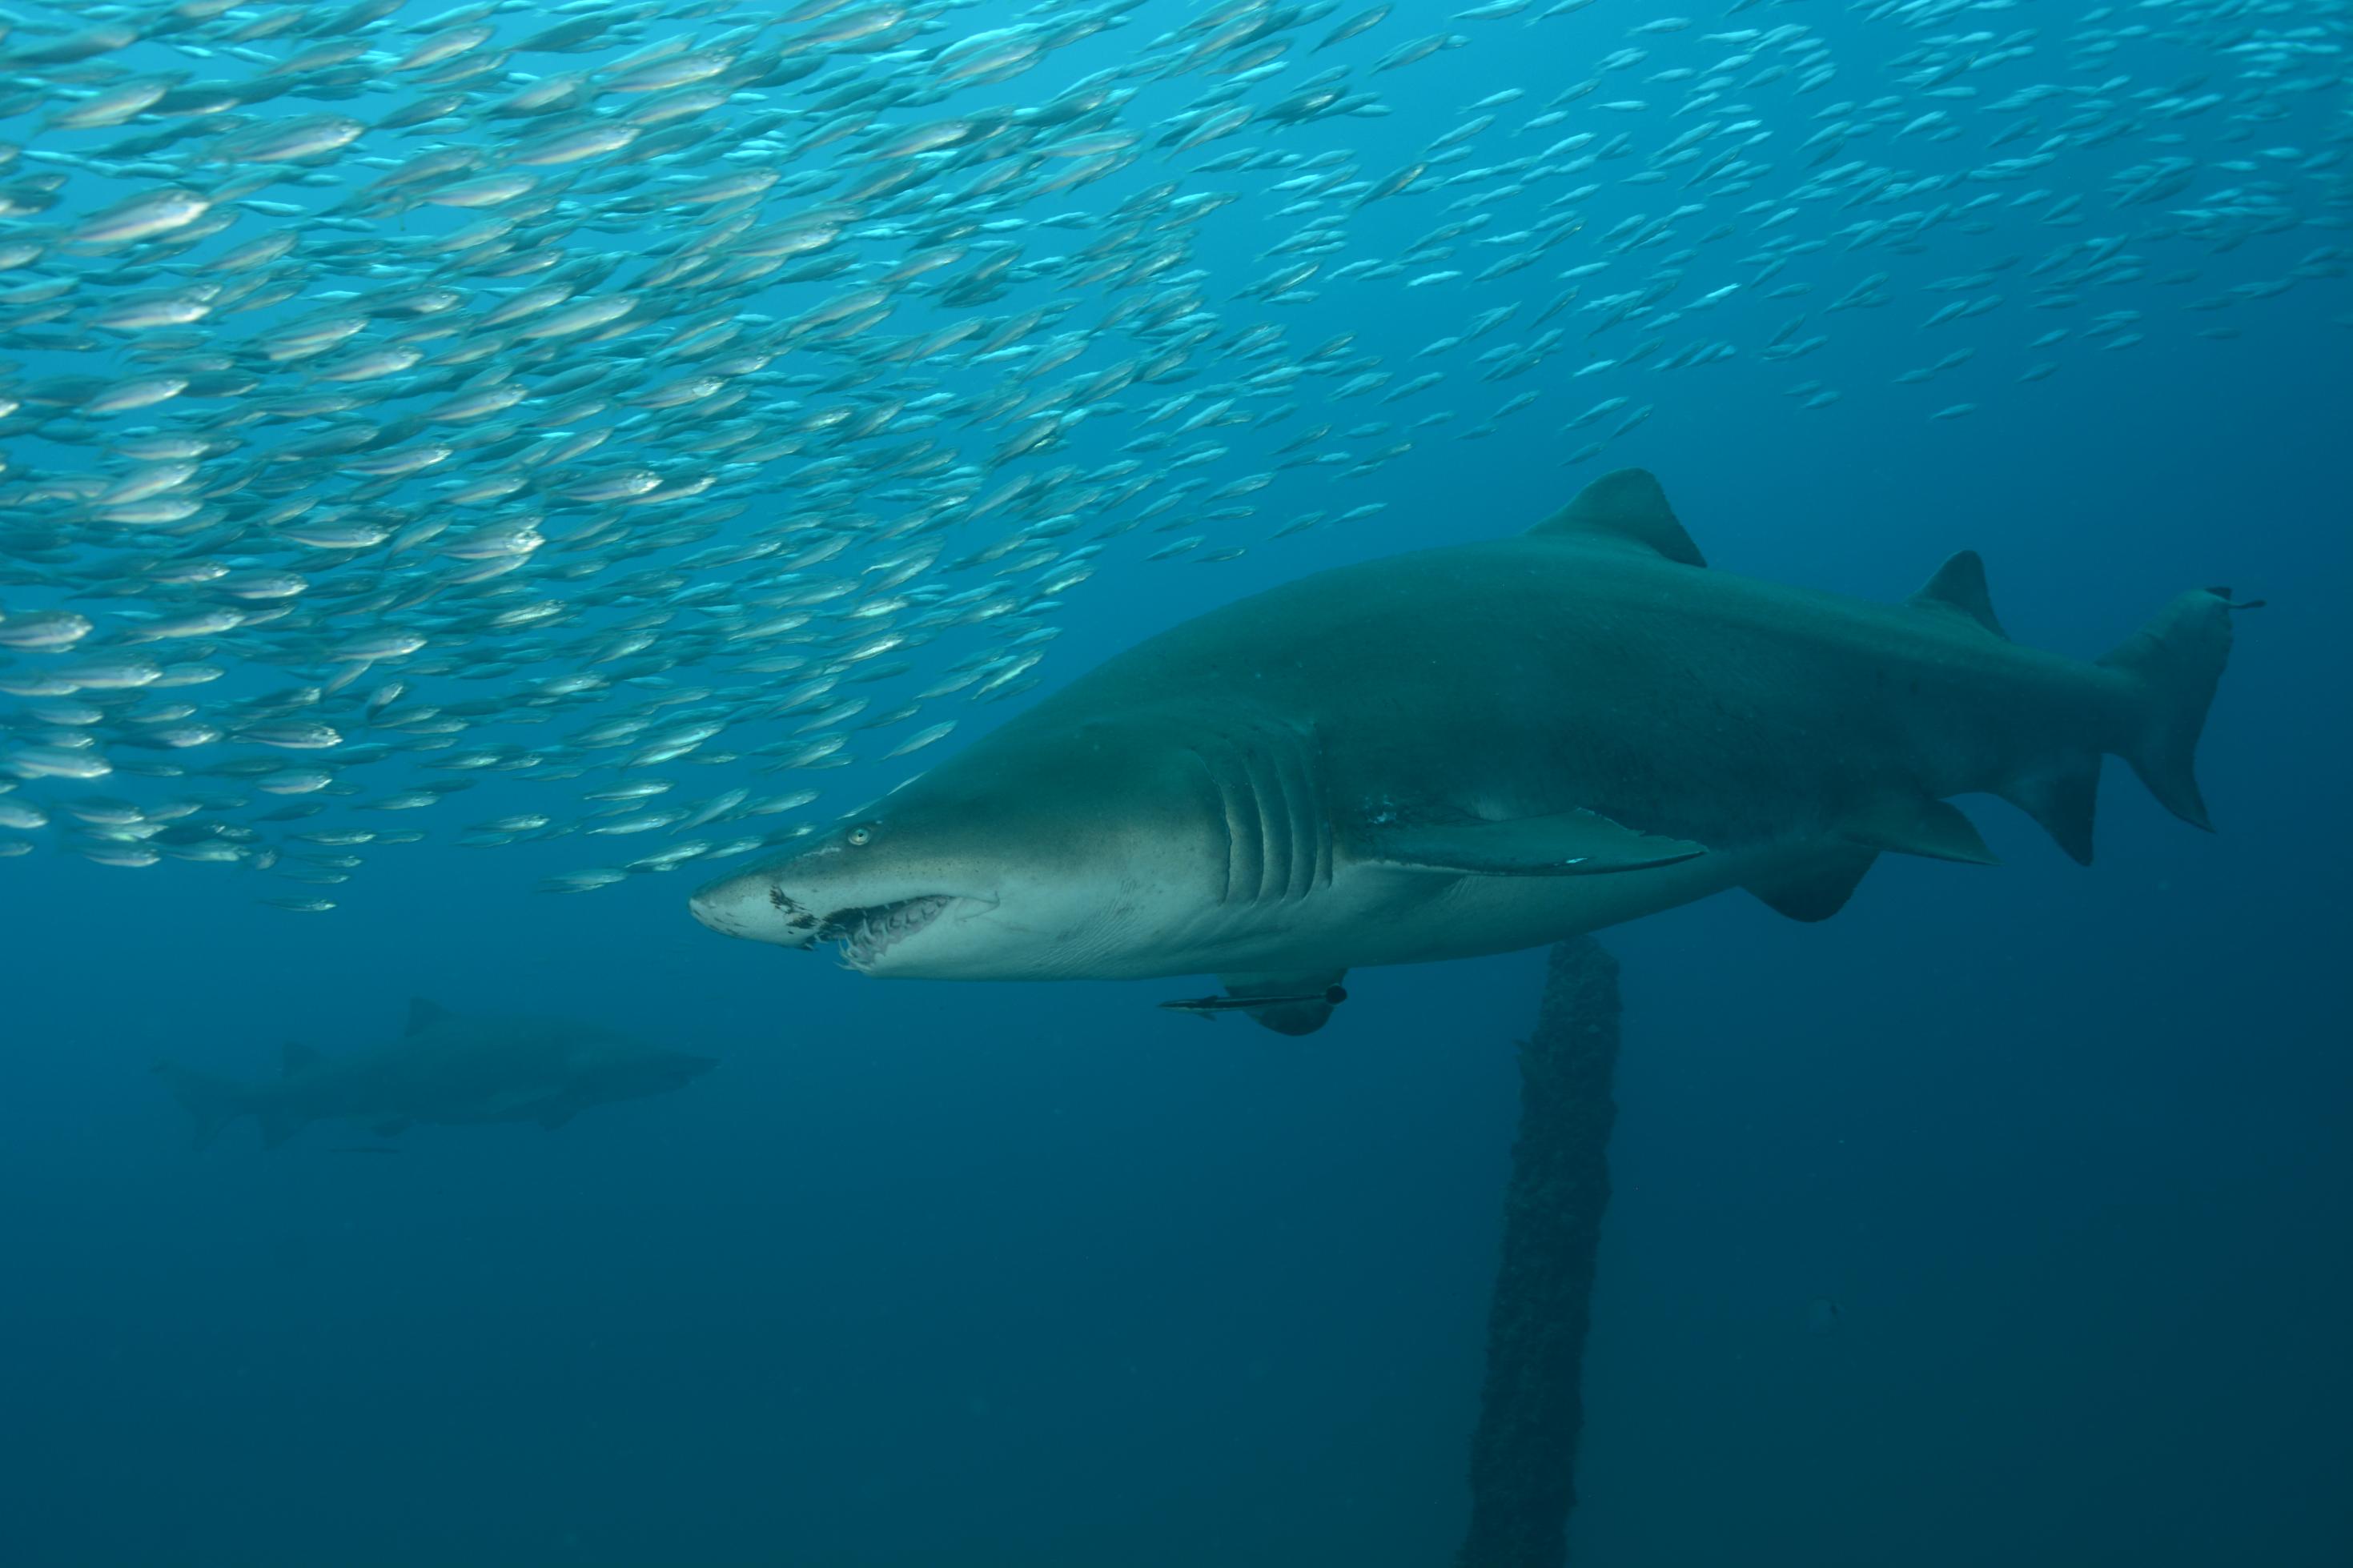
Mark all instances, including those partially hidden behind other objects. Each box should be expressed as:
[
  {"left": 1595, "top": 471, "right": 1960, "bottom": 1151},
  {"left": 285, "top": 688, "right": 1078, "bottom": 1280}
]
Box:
[
  {"left": 1907, "top": 551, "right": 2009, "bottom": 639},
  {"left": 282, "top": 1042, "right": 323, "bottom": 1077},
  {"left": 406, "top": 997, "right": 454, "bottom": 1037},
  {"left": 1528, "top": 468, "right": 1707, "bottom": 567}
]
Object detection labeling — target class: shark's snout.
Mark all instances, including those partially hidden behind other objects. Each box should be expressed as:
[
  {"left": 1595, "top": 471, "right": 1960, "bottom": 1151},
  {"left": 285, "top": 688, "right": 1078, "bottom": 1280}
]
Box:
[
  {"left": 687, "top": 878, "right": 751, "bottom": 937},
  {"left": 689, "top": 868, "right": 805, "bottom": 944}
]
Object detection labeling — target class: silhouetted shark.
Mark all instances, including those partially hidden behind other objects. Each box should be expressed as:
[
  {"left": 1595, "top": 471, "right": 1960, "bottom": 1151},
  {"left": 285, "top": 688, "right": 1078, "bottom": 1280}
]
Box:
[{"left": 156, "top": 999, "right": 715, "bottom": 1149}]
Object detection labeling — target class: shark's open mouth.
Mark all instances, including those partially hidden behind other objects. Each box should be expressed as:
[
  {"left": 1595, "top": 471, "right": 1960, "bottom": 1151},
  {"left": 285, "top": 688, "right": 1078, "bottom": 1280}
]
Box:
[{"left": 821, "top": 895, "right": 953, "bottom": 970}]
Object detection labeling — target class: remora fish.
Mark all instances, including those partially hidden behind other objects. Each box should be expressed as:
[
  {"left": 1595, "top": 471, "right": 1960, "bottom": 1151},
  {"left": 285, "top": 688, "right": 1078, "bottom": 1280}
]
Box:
[
  {"left": 155, "top": 999, "right": 716, "bottom": 1149},
  {"left": 1159, "top": 985, "right": 1349, "bottom": 1020},
  {"left": 689, "top": 469, "right": 2243, "bottom": 1036}
]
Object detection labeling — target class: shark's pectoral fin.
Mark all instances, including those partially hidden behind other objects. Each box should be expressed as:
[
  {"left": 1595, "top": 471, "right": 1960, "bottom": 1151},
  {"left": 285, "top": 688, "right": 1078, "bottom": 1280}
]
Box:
[
  {"left": 1218, "top": 972, "right": 1348, "bottom": 1037},
  {"left": 1357, "top": 809, "right": 1707, "bottom": 877},
  {"left": 1745, "top": 844, "right": 1880, "bottom": 922},
  {"left": 1840, "top": 798, "right": 1999, "bottom": 864}
]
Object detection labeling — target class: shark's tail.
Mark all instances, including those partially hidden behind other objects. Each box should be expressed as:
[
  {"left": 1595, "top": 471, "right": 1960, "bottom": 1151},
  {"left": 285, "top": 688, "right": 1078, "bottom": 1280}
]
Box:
[
  {"left": 2098, "top": 587, "right": 2244, "bottom": 833},
  {"left": 153, "top": 1061, "right": 248, "bottom": 1151}
]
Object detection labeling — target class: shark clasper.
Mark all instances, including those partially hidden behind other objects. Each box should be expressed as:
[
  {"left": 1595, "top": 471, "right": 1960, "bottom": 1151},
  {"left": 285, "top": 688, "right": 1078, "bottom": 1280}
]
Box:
[{"left": 692, "top": 470, "right": 2245, "bottom": 1034}]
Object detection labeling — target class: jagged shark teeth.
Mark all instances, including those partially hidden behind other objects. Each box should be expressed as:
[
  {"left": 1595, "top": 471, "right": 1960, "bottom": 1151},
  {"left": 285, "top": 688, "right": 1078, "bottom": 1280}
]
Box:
[{"left": 832, "top": 895, "right": 951, "bottom": 970}]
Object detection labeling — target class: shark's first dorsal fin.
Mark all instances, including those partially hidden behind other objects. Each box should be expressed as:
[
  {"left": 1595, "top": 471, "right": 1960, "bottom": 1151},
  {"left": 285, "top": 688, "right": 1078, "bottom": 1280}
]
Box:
[
  {"left": 282, "top": 1042, "right": 323, "bottom": 1077},
  {"left": 1907, "top": 551, "right": 2009, "bottom": 639},
  {"left": 406, "top": 997, "right": 454, "bottom": 1037},
  {"left": 1528, "top": 468, "right": 1707, "bottom": 567}
]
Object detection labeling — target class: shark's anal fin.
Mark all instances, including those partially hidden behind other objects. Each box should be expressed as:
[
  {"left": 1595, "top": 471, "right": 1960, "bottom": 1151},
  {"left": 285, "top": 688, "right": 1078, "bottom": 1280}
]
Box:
[
  {"left": 1998, "top": 755, "right": 2102, "bottom": 866},
  {"left": 1218, "top": 972, "right": 1348, "bottom": 1037},
  {"left": 1906, "top": 551, "right": 2009, "bottom": 639},
  {"left": 1840, "top": 798, "right": 1999, "bottom": 864},
  {"left": 1745, "top": 844, "right": 1880, "bottom": 922},
  {"left": 405, "top": 997, "right": 455, "bottom": 1037},
  {"left": 1527, "top": 468, "right": 1707, "bottom": 567},
  {"left": 1359, "top": 809, "right": 1708, "bottom": 877}
]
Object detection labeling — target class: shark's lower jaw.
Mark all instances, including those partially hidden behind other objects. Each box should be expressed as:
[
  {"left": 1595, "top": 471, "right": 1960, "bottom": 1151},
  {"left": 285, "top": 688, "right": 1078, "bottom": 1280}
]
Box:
[{"left": 823, "top": 895, "right": 954, "bottom": 972}]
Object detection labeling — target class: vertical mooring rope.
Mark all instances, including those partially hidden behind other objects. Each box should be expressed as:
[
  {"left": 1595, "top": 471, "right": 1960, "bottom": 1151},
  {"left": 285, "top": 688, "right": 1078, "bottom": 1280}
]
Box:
[{"left": 1456, "top": 936, "right": 1622, "bottom": 1568}]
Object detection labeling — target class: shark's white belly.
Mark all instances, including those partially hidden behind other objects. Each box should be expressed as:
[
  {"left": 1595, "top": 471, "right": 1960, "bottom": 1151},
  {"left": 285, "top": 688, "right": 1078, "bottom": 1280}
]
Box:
[{"left": 1094, "top": 840, "right": 1801, "bottom": 981}]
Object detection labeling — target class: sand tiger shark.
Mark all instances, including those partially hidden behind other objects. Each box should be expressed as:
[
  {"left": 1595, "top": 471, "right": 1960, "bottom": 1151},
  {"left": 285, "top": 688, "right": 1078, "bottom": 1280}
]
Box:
[
  {"left": 156, "top": 999, "right": 716, "bottom": 1149},
  {"left": 691, "top": 470, "right": 2243, "bottom": 1034}
]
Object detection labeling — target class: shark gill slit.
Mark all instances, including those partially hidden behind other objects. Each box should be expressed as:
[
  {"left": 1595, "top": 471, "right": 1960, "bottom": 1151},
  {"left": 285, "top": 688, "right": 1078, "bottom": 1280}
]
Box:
[
  {"left": 1203, "top": 745, "right": 1255, "bottom": 907},
  {"left": 1270, "top": 726, "right": 1330, "bottom": 901},
  {"left": 1230, "top": 748, "right": 1267, "bottom": 905},
  {"left": 1246, "top": 744, "right": 1293, "bottom": 904}
]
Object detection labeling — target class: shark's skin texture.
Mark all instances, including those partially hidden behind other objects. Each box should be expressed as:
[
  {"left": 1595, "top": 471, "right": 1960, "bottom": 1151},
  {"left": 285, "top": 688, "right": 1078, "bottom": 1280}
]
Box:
[
  {"left": 156, "top": 999, "right": 717, "bottom": 1149},
  {"left": 693, "top": 471, "right": 2239, "bottom": 1033}
]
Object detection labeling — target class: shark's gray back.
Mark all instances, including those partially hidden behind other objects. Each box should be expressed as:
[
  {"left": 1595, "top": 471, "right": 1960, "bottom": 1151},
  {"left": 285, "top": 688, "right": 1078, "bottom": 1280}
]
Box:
[{"left": 966, "top": 524, "right": 2125, "bottom": 856}]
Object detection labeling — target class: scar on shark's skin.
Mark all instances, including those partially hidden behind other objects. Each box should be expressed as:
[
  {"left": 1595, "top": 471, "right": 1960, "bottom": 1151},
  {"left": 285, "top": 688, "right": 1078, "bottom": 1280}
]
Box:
[{"left": 690, "top": 469, "right": 2245, "bottom": 1035}]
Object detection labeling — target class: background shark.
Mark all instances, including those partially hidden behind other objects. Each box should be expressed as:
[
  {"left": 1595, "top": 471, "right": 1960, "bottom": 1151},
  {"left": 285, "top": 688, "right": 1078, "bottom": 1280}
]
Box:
[
  {"left": 155, "top": 999, "right": 717, "bottom": 1150},
  {"left": 692, "top": 470, "right": 2243, "bottom": 1033}
]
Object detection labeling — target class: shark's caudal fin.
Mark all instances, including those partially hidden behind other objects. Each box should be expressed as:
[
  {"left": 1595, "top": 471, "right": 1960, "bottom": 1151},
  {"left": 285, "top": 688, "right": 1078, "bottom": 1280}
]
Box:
[
  {"left": 153, "top": 1062, "right": 247, "bottom": 1151},
  {"left": 2097, "top": 587, "right": 2241, "bottom": 833}
]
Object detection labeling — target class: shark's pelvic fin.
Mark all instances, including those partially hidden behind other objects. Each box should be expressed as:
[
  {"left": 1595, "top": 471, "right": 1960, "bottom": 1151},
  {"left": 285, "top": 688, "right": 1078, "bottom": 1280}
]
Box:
[
  {"left": 406, "top": 997, "right": 455, "bottom": 1036},
  {"left": 1360, "top": 809, "right": 1708, "bottom": 876},
  {"left": 1528, "top": 468, "right": 1707, "bottom": 567},
  {"left": 1906, "top": 550, "right": 2009, "bottom": 639},
  {"left": 1841, "top": 798, "right": 2000, "bottom": 864},
  {"left": 1745, "top": 844, "right": 1880, "bottom": 922}
]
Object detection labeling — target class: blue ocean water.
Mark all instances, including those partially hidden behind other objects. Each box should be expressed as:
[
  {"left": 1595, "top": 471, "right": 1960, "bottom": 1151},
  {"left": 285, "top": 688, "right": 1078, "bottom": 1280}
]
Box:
[{"left": 2, "top": 2, "right": 2347, "bottom": 1564}]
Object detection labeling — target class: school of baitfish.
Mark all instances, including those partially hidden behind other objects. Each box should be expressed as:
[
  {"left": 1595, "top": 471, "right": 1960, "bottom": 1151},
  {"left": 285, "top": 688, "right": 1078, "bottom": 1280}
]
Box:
[{"left": 0, "top": 0, "right": 2341, "bottom": 908}]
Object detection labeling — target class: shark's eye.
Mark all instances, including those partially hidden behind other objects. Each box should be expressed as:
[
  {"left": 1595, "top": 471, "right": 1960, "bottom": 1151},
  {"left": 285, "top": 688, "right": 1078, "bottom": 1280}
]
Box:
[{"left": 846, "top": 824, "right": 874, "bottom": 847}]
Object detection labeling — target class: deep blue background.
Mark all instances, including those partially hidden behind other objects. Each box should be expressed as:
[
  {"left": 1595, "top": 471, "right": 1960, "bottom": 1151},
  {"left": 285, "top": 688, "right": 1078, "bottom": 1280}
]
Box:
[{"left": 3, "top": 2, "right": 2350, "bottom": 1564}]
